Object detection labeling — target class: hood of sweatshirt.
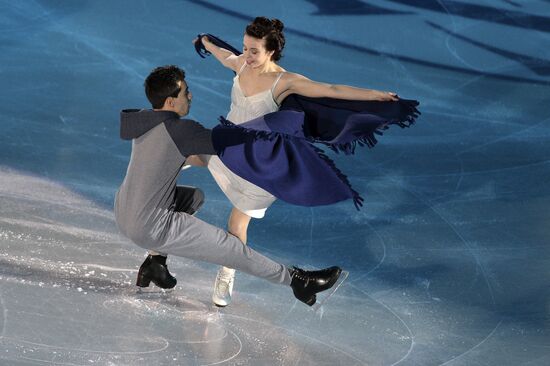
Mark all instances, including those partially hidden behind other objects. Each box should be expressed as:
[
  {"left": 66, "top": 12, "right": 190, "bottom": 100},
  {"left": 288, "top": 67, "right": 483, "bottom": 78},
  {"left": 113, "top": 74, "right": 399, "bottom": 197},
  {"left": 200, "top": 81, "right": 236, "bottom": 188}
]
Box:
[{"left": 120, "top": 109, "right": 180, "bottom": 140}]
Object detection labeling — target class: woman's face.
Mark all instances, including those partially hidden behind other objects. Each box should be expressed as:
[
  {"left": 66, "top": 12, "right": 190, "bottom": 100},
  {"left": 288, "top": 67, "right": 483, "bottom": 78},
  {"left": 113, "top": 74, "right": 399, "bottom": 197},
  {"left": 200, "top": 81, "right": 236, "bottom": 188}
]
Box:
[{"left": 243, "top": 34, "right": 274, "bottom": 68}]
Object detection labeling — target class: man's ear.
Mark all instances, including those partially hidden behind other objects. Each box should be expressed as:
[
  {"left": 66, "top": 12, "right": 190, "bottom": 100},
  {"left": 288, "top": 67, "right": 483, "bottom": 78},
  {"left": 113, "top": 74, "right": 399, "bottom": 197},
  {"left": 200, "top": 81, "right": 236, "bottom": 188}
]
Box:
[{"left": 164, "top": 97, "right": 174, "bottom": 109}]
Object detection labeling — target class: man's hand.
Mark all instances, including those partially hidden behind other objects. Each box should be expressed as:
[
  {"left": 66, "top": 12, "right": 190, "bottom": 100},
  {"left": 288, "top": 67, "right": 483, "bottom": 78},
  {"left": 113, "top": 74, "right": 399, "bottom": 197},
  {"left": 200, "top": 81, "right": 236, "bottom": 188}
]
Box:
[{"left": 184, "top": 155, "right": 207, "bottom": 167}]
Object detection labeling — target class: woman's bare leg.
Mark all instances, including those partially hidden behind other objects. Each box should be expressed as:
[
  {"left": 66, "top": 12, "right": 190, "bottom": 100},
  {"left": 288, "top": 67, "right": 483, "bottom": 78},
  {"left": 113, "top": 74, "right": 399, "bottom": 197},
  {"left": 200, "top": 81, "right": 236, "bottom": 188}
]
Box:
[
  {"left": 227, "top": 207, "right": 252, "bottom": 245},
  {"left": 212, "top": 207, "right": 252, "bottom": 306}
]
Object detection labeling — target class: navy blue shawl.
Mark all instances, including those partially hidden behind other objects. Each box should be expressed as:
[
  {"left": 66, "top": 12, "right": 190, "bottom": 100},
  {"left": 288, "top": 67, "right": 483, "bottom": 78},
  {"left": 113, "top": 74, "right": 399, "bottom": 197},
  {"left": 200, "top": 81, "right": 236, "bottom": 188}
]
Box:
[{"left": 196, "top": 34, "right": 420, "bottom": 209}]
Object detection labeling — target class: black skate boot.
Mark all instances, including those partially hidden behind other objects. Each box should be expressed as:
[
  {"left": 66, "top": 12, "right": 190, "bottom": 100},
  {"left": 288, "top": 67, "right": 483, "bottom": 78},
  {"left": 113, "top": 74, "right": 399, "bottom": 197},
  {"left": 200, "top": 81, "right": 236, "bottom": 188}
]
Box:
[
  {"left": 136, "top": 255, "right": 177, "bottom": 289},
  {"left": 289, "top": 266, "right": 342, "bottom": 306}
]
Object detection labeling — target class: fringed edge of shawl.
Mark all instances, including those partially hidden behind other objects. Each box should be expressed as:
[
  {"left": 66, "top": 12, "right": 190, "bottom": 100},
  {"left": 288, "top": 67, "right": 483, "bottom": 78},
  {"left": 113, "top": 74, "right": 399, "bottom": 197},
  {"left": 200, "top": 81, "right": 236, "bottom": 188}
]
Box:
[
  {"left": 396, "top": 99, "right": 421, "bottom": 128},
  {"left": 324, "top": 100, "right": 422, "bottom": 155},
  {"left": 323, "top": 129, "right": 383, "bottom": 155},
  {"left": 310, "top": 144, "right": 365, "bottom": 210}
]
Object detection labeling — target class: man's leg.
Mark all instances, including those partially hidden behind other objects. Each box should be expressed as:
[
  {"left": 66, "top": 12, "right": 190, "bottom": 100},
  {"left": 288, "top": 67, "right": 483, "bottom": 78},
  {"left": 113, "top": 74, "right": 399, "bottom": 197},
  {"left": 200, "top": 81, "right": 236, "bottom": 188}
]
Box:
[
  {"left": 154, "top": 212, "right": 291, "bottom": 284},
  {"left": 152, "top": 211, "right": 343, "bottom": 306},
  {"left": 136, "top": 192, "right": 343, "bottom": 306},
  {"left": 137, "top": 186, "right": 205, "bottom": 289},
  {"left": 173, "top": 186, "right": 205, "bottom": 215}
]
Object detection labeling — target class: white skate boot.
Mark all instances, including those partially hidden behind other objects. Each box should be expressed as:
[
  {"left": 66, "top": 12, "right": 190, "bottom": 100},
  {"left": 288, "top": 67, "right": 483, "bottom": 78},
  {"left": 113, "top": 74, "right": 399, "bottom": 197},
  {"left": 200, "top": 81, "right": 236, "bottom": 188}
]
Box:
[{"left": 212, "top": 267, "right": 236, "bottom": 307}]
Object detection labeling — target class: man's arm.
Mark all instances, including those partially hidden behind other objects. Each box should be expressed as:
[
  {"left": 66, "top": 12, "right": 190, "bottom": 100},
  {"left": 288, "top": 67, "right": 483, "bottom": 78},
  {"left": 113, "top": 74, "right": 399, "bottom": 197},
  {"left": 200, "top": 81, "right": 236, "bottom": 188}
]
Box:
[
  {"left": 184, "top": 155, "right": 208, "bottom": 167},
  {"left": 164, "top": 118, "right": 217, "bottom": 158}
]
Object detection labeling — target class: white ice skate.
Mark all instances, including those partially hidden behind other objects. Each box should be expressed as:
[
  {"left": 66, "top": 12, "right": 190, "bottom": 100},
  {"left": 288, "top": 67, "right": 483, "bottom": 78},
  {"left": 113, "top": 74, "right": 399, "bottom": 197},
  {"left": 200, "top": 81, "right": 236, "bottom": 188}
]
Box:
[{"left": 212, "top": 267, "right": 235, "bottom": 307}]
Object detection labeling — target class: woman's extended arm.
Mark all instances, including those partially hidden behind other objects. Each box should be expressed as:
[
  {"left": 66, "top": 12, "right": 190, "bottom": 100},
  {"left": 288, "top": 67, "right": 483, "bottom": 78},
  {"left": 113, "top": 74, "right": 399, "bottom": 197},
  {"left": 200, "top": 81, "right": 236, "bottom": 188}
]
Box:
[
  {"left": 278, "top": 73, "right": 398, "bottom": 102},
  {"left": 198, "top": 36, "right": 242, "bottom": 72}
]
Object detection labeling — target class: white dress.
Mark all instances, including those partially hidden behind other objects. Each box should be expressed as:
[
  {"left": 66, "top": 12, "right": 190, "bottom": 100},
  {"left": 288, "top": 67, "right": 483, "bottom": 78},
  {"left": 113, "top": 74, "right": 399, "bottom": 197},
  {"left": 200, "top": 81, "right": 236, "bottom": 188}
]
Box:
[{"left": 207, "top": 65, "right": 284, "bottom": 218}]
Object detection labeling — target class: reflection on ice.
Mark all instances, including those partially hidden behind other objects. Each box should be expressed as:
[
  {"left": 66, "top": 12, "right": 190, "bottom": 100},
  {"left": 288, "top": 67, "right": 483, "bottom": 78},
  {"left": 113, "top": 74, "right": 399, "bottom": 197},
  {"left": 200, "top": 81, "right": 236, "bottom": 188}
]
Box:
[{"left": 0, "top": 168, "right": 385, "bottom": 365}]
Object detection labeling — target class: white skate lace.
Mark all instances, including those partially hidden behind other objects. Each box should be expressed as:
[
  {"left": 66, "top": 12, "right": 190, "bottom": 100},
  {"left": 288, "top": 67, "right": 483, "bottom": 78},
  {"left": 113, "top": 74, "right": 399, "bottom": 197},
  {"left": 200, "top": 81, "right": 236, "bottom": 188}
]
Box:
[{"left": 216, "top": 272, "right": 234, "bottom": 296}]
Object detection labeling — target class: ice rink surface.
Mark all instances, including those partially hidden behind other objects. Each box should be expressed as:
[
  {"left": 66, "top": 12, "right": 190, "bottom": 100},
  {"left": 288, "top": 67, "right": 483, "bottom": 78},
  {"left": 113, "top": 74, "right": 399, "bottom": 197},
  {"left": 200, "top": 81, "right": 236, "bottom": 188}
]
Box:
[{"left": 1, "top": 0, "right": 549, "bottom": 365}]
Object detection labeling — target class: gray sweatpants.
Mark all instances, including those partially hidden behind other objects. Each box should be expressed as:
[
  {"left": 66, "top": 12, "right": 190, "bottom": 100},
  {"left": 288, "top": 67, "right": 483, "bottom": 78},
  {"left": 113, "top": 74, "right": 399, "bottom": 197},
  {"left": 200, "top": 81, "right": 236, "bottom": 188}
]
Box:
[{"left": 136, "top": 186, "right": 291, "bottom": 286}]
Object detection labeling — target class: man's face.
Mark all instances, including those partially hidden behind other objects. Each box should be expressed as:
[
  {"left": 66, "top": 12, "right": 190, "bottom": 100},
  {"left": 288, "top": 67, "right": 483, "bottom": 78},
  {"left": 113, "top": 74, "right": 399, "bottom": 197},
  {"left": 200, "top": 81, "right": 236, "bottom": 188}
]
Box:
[{"left": 170, "top": 80, "right": 192, "bottom": 116}]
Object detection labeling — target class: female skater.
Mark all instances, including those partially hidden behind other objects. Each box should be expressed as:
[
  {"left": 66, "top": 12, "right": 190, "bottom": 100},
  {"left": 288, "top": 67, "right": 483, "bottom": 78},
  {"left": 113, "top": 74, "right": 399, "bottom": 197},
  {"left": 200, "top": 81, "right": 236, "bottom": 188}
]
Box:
[{"left": 196, "top": 17, "right": 401, "bottom": 307}]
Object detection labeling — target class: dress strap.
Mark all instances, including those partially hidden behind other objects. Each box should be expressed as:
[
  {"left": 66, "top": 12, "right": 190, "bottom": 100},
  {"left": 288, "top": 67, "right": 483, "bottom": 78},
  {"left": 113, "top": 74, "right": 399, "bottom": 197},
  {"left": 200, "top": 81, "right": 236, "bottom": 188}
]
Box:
[
  {"left": 237, "top": 62, "right": 247, "bottom": 75},
  {"left": 271, "top": 72, "right": 284, "bottom": 93}
]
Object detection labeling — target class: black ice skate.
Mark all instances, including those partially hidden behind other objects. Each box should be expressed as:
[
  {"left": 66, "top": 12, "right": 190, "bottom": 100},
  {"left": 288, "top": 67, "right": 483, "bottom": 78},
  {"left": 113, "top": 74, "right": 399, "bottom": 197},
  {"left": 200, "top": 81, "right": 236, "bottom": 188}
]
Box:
[
  {"left": 136, "top": 255, "right": 177, "bottom": 289},
  {"left": 289, "top": 266, "right": 343, "bottom": 306}
]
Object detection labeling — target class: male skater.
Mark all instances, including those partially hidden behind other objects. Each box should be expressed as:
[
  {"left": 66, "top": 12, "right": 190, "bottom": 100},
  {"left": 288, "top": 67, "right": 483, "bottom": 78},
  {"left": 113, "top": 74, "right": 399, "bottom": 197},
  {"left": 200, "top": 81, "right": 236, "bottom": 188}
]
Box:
[{"left": 114, "top": 65, "right": 342, "bottom": 306}]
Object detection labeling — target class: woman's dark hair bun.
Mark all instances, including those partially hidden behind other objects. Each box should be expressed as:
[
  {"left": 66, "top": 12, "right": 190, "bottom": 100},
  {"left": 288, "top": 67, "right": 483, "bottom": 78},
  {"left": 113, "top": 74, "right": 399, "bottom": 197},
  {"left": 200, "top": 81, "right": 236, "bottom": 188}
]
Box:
[
  {"left": 271, "top": 19, "right": 284, "bottom": 32},
  {"left": 250, "top": 16, "right": 284, "bottom": 34},
  {"left": 252, "top": 16, "right": 271, "bottom": 27}
]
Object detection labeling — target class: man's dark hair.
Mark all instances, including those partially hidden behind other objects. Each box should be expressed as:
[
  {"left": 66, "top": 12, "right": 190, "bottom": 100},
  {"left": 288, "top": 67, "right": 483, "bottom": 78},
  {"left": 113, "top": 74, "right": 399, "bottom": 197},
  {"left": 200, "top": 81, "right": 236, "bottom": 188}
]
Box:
[{"left": 144, "top": 65, "right": 186, "bottom": 109}]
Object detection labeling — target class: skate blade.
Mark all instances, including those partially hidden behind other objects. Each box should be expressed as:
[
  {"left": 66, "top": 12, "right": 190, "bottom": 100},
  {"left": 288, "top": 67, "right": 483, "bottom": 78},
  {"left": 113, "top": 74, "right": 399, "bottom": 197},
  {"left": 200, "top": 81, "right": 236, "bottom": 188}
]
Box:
[
  {"left": 135, "top": 286, "right": 174, "bottom": 296},
  {"left": 311, "top": 270, "right": 348, "bottom": 312}
]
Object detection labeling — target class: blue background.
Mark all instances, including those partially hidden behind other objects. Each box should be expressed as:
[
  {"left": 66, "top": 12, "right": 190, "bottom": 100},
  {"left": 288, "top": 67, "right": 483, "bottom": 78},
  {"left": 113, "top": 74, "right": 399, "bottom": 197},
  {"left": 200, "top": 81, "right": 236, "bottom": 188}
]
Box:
[{"left": 0, "top": 1, "right": 549, "bottom": 365}]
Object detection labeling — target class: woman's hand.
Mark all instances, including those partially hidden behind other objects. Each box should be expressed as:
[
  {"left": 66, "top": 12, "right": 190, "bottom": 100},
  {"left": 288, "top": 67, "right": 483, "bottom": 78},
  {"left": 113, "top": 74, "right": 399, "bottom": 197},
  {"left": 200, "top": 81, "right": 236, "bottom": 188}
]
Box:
[
  {"left": 375, "top": 91, "right": 399, "bottom": 102},
  {"left": 193, "top": 34, "right": 240, "bottom": 70},
  {"left": 192, "top": 35, "right": 210, "bottom": 45}
]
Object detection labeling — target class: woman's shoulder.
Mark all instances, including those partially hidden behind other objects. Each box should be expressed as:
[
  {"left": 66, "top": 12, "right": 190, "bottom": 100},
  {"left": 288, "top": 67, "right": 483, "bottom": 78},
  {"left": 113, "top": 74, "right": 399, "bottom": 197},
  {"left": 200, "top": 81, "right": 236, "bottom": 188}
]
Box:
[
  {"left": 256, "top": 68, "right": 287, "bottom": 81},
  {"left": 261, "top": 65, "right": 286, "bottom": 76},
  {"left": 276, "top": 71, "right": 308, "bottom": 86},
  {"left": 263, "top": 68, "right": 306, "bottom": 80},
  {"left": 274, "top": 64, "right": 287, "bottom": 73},
  {"left": 278, "top": 71, "right": 306, "bottom": 79}
]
